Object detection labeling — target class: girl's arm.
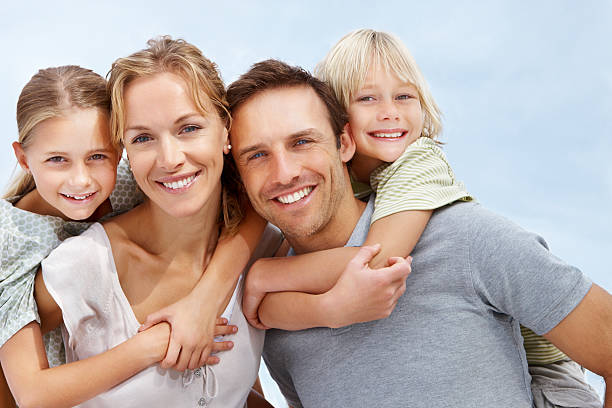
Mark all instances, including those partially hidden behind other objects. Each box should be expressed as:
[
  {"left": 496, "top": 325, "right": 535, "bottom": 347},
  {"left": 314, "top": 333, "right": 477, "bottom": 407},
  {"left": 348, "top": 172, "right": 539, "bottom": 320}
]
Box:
[
  {"left": 0, "top": 321, "right": 169, "bottom": 408},
  {"left": 248, "top": 210, "right": 429, "bottom": 330},
  {"left": 139, "top": 204, "right": 267, "bottom": 371}
]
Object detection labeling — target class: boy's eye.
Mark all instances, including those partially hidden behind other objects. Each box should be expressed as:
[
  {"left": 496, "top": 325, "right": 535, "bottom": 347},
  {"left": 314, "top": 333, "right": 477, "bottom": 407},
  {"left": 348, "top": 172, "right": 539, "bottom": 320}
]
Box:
[
  {"left": 47, "top": 156, "right": 66, "bottom": 163},
  {"left": 397, "top": 94, "right": 416, "bottom": 100},
  {"left": 357, "top": 96, "right": 375, "bottom": 102},
  {"left": 181, "top": 125, "right": 200, "bottom": 134},
  {"left": 132, "top": 134, "right": 152, "bottom": 144}
]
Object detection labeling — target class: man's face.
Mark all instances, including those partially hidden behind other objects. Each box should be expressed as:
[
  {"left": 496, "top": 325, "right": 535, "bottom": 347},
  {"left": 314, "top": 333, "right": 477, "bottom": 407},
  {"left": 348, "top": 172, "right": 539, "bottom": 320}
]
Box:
[{"left": 231, "top": 86, "right": 354, "bottom": 241}]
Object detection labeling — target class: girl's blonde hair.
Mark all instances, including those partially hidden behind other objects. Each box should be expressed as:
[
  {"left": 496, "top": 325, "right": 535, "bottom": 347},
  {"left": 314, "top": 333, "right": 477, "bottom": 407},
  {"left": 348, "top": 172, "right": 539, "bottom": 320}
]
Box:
[
  {"left": 4, "top": 66, "right": 110, "bottom": 199},
  {"left": 107, "top": 36, "right": 243, "bottom": 233},
  {"left": 315, "top": 29, "right": 443, "bottom": 140}
]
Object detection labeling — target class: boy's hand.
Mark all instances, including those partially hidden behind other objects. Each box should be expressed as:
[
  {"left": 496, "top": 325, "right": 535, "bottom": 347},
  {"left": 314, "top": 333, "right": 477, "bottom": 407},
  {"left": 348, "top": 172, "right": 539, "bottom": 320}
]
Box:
[
  {"left": 324, "top": 244, "right": 411, "bottom": 328},
  {"left": 139, "top": 295, "right": 237, "bottom": 371}
]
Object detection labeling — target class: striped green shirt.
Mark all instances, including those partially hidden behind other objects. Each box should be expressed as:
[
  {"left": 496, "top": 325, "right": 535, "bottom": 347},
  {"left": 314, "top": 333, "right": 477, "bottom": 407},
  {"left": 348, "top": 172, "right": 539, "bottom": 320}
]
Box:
[
  {"left": 369, "top": 137, "right": 472, "bottom": 223},
  {"left": 365, "top": 137, "right": 566, "bottom": 365}
]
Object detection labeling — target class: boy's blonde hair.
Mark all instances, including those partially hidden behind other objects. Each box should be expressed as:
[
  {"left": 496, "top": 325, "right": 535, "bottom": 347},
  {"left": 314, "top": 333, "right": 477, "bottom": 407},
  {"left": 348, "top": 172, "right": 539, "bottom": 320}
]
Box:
[
  {"left": 4, "top": 66, "right": 111, "bottom": 199},
  {"left": 315, "top": 29, "right": 442, "bottom": 140},
  {"left": 107, "top": 36, "right": 243, "bottom": 233}
]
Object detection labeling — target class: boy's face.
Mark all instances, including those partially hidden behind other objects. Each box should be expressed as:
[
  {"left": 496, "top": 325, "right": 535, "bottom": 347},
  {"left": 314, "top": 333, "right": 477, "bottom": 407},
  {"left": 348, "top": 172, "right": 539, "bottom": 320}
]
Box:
[{"left": 347, "top": 64, "right": 424, "bottom": 165}]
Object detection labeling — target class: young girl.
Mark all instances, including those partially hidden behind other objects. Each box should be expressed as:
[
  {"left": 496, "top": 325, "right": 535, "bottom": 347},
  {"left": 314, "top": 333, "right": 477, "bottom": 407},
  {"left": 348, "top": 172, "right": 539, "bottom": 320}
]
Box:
[
  {"left": 242, "top": 29, "right": 602, "bottom": 406},
  {"left": 0, "top": 64, "right": 265, "bottom": 407}
]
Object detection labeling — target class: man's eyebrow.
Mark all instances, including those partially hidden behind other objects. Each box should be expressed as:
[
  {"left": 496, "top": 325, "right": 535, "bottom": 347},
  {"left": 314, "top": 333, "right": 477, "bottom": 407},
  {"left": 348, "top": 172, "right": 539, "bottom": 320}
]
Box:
[{"left": 237, "top": 143, "right": 265, "bottom": 159}]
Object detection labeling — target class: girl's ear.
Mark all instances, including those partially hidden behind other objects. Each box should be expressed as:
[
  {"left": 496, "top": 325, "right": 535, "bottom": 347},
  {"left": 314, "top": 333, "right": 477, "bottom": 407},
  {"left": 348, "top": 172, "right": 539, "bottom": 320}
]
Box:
[
  {"left": 339, "top": 123, "right": 356, "bottom": 164},
  {"left": 12, "top": 142, "right": 30, "bottom": 173}
]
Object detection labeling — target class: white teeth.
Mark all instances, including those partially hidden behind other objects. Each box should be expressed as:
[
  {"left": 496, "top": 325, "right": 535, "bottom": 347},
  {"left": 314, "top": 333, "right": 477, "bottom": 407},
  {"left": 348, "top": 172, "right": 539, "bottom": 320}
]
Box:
[
  {"left": 277, "top": 187, "right": 313, "bottom": 204},
  {"left": 63, "top": 192, "right": 94, "bottom": 200},
  {"left": 162, "top": 174, "right": 196, "bottom": 190},
  {"left": 372, "top": 132, "right": 403, "bottom": 138}
]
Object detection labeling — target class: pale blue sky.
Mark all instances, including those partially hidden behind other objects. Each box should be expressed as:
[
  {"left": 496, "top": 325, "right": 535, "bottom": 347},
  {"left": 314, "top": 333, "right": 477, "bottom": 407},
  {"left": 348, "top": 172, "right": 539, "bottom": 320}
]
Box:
[{"left": 1, "top": 1, "right": 609, "bottom": 403}]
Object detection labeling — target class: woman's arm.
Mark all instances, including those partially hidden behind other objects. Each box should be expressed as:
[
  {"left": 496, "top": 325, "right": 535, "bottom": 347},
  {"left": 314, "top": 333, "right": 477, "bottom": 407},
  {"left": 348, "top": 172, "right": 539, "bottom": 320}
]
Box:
[
  {"left": 139, "top": 205, "right": 267, "bottom": 371},
  {"left": 249, "top": 210, "right": 428, "bottom": 330}
]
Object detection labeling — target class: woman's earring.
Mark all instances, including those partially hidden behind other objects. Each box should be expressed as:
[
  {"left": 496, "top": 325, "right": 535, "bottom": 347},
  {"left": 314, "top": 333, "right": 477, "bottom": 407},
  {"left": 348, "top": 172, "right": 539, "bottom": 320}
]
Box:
[{"left": 223, "top": 144, "right": 232, "bottom": 155}]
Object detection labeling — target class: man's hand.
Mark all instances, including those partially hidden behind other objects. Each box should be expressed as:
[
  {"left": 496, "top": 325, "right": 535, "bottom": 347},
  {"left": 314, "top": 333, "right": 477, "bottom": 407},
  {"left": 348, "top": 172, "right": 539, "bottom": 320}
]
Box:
[
  {"left": 139, "top": 295, "right": 237, "bottom": 371},
  {"left": 323, "top": 244, "right": 412, "bottom": 328},
  {"left": 243, "top": 263, "right": 271, "bottom": 330}
]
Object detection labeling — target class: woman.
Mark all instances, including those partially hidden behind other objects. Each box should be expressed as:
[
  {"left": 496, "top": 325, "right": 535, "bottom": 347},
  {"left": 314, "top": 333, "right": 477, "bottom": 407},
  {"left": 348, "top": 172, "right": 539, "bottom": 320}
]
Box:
[{"left": 34, "top": 37, "right": 280, "bottom": 407}]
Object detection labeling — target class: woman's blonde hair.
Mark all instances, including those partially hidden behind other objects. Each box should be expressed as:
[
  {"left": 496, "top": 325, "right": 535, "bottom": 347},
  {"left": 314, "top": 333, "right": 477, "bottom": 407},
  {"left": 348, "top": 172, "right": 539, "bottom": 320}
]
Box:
[
  {"left": 4, "top": 65, "right": 110, "bottom": 199},
  {"left": 107, "top": 36, "right": 243, "bottom": 233},
  {"left": 315, "top": 29, "right": 443, "bottom": 140}
]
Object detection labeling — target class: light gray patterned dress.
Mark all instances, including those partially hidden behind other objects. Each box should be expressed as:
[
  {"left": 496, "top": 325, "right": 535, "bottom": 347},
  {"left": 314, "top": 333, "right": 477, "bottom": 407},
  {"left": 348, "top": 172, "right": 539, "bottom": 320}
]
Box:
[{"left": 0, "top": 159, "right": 142, "bottom": 366}]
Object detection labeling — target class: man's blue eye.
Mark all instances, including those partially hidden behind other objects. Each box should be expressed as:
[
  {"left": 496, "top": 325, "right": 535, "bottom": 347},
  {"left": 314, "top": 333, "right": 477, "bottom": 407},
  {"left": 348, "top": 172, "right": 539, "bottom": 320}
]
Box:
[
  {"left": 250, "top": 152, "right": 265, "bottom": 160},
  {"left": 295, "top": 139, "right": 309, "bottom": 146}
]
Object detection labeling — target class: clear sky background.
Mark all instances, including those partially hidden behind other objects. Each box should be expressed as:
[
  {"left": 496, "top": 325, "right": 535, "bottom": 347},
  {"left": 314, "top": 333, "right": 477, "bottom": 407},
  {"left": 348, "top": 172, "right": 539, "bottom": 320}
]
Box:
[{"left": 1, "top": 1, "right": 609, "bottom": 404}]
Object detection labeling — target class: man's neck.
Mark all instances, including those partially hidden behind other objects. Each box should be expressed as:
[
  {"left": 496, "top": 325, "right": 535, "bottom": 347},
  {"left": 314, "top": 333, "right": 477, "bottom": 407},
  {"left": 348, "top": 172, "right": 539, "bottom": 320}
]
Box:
[{"left": 288, "top": 195, "right": 367, "bottom": 254}]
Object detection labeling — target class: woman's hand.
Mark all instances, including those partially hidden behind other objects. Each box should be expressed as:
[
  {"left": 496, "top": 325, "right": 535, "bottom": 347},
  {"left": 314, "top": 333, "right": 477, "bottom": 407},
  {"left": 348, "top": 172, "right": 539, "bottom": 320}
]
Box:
[
  {"left": 243, "top": 261, "right": 272, "bottom": 330},
  {"left": 322, "top": 244, "right": 412, "bottom": 328},
  {"left": 138, "top": 296, "right": 237, "bottom": 371}
]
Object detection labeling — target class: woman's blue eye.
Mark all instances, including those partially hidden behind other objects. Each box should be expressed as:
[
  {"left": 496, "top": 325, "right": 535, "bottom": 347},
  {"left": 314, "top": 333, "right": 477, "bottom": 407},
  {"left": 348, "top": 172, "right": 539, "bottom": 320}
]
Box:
[
  {"left": 90, "top": 154, "right": 106, "bottom": 160},
  {"left": 182, "top": 125, "right": 200, "bottom": 133},
  {"left": 132, "top": 135, "right": 151, "bottom": 144}
]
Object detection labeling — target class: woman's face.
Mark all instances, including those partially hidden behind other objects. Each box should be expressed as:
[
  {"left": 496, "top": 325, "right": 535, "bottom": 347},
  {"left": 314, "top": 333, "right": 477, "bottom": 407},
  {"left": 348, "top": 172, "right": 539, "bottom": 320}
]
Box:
[
  {"left": 13, "top": 108, "right": 119, "bottom": 220},
  {"left": 122, "top": 72, "right": 228, "bottom": 218}
]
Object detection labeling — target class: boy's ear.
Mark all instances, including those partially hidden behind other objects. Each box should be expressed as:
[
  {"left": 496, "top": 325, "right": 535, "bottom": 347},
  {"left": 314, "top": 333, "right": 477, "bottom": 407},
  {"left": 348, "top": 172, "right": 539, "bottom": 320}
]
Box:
[
  {"left": 12, "top": 142, "right": 30, "bottom": 173},
  {"left": 339, "top": 123, "right": 356, "bottom": 164}
]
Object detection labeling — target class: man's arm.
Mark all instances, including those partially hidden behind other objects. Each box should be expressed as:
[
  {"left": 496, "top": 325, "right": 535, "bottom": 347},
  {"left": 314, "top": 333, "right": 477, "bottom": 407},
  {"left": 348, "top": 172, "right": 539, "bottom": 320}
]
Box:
[{"left": 543, "top": 283, "right": 612, "bottom": 406}]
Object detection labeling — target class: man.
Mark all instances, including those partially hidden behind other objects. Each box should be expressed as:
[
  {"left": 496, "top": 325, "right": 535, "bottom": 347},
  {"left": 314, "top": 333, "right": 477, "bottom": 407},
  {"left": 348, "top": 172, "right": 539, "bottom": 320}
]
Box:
[{"left": 227, "top": 60, "right": 612, "bottom": 407}]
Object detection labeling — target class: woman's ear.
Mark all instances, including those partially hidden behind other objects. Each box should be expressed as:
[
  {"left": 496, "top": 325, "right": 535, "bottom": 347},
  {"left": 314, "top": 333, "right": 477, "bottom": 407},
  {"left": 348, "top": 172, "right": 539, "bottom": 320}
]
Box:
[
  {"left": 12, "top": 141, "right": 30, "bottom": 173},
  {"left": 339, "top": 123, "right": 356, "bottom": 163}
]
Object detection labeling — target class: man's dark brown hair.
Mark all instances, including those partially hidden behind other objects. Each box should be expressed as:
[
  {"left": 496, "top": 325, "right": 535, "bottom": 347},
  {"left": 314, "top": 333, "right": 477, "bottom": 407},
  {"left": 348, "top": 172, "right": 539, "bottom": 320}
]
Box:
[{"left": 227, "top": 59, "right": 348, "bottom": 148}]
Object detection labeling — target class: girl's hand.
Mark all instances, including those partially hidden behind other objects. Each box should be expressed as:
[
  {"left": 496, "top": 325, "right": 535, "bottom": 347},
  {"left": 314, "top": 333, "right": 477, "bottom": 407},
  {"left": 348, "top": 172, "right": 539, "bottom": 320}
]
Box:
[
  {"left": 323, "top": 244, "right": 412, "bottom": 328},
  {"left": 138, "top": 295, "right": 237, "bottom": 371}
]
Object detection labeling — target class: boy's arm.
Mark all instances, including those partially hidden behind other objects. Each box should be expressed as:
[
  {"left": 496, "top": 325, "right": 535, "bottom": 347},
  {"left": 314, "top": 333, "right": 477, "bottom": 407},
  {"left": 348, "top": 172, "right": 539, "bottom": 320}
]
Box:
[
  {"left": 139, "top": 205, "right": 267, "bottom": 371},
  {"left": 542, "top": 284, "right": 612, "bottom": 407}
]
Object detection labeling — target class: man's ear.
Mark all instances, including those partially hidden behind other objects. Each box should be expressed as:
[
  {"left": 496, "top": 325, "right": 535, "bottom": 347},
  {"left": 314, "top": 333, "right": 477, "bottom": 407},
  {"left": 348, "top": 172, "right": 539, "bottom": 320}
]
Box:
[
  {"left": 12, "top": 141, "right": 30, "bottom": 173},
  {"left": 339, "top": 123, "right": 356, "bottom": 164}
]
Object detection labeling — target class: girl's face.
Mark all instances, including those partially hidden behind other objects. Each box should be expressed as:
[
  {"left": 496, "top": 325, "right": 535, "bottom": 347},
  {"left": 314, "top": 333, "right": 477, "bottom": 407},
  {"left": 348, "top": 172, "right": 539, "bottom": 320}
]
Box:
[
  {"left": 347, "top": 64, "right": 424, "bottom": 166},
  {"left": 13, "top": 108, "right": 119, "bottom": 220},
  {"left": 122, "top": 72, "right": 228, "bottom": 219}
]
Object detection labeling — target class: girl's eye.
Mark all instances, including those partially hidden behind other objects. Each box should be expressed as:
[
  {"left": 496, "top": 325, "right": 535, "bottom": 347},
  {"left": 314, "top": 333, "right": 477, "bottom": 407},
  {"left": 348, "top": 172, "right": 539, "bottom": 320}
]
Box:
[
  {"left": 47, "top": 156, "right": 66, "bottom": 163},
  {"left": 181, "top": 125, "right": 200, "bottom": 134},
  {"left": 132, "top": 134, "right": 151, "bottom": 144},
  {"left": 90, "top": 154, "right": 106, "bottom": 160}
]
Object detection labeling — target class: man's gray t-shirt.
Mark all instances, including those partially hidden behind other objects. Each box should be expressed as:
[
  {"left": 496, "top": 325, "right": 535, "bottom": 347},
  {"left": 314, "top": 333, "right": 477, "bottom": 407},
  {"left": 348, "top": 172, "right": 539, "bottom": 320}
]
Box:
[{"left": 262, "top": 198, "right": 592, "bottom": 408}]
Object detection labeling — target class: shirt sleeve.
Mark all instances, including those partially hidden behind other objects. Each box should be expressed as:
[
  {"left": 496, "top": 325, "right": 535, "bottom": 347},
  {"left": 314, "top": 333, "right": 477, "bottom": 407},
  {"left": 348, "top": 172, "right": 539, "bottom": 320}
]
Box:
[
  {"left": 370, "top": 137, "right": 473, "bottom": 224},
  {"left": 465, "top": 205, "right": 592, "bottom": 336},
  {"left": 107, "top": 158, "right": 143, "bottom": 216},
  {"left": 41, "top": 223, "right": 116, "bottom": 353}
]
